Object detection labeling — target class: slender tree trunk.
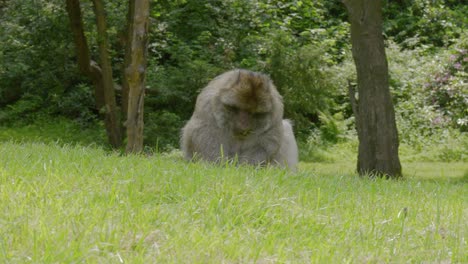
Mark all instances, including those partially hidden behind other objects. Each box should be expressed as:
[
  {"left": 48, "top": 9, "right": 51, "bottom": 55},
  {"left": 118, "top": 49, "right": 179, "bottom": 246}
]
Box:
[
  {"left": 124, "top": 0, "right": 150, "bottom": 153},
  {"left": 91, "top": 0, "right": 122, "bottom": 148},
  {"left": 343, "top": 0, "right": 402, "bottom": 178},
  {"left": 66, "top": 0, "right": 122, "bottom": 148},
  {"left": 65, "top": 0, "right": 105, "bottom": 109},
  {"left": 121, "top": 4, "right": 131, "bottom": 129}
]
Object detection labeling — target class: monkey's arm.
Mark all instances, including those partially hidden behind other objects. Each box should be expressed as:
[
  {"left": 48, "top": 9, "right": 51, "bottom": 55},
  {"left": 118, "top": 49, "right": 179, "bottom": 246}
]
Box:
[
  {"left": 181, "top": 118, "right": 227, "bottom": 162},
  {"left": 272, "top": 120, "right": 298, "bottom": 170},
  {"left": 238, "top": 124, "right": 283, "bottom": 165},
  {"left": 181, "top": 122, "right": 195, "bottom": 160}
]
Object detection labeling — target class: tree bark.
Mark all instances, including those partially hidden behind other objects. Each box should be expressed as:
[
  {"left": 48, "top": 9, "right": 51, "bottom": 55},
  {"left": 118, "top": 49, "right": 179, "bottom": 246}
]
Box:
[
  {"left": 65, "top": 0, "right": 105, "bottom": 109},
  {"left": 66, "top": 0, "right": 122, "bottom": 148},
  {"left": 343, "top": 0, "right": 402, "bottom": 178},
  {"left": 91, "top": 0, "right": 122, "bottom": 148},
  {"left": 124, "top": 0, "right": 150, "bottom": 153},
  {"left": 121, "top": 2, "right": 132, "bottom": 124}
]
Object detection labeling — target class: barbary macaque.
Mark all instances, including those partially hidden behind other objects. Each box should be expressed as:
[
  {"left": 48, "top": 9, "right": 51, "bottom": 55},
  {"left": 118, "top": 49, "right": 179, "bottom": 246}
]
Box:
[{"left": 181, "top": 69, "right": 298, "bottom": 170}]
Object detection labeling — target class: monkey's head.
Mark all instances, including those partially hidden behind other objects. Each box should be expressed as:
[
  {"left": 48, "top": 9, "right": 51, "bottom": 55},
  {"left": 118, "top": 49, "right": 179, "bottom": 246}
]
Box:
[{"left": 212, "top": 69, "right": 284, "bottom": 139}]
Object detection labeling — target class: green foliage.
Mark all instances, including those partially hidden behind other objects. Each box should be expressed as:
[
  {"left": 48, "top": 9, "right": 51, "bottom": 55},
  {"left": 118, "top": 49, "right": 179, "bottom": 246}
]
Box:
[
  {"left": 383, "top": 0, "right": 467, "bottom": 48},
  {"left": 266, "top": 32, "right": 340, "bottom": 137},
  {"left": 0, "top": 94, "right": 43, "bottom": 125},
  {"left": 399, "top": 130, "right": 468, "bottom": 162},
  {"left": 51, "top": 83, "right": 98, "bottom": 127},
  {"left": 317, "top": 112, "right": 351, "bottom": 144},
  {"left": 298, "top": 33, "right": 468, "bottom": 163},
  {"left": 0, "top": 0, "right": 466, "bottom": 153},
  {"left": 299, "top": 135, "right": 357, "bottom": 163},
  {"left": 424, "top": 38, "right": 467, "bottom": 131},
  {"left": 0, "top": 0, "right": 77, "bottom": 104},
  {"left": 146, "top": 59, "right": 221, "bottom": 120},
  {"left": 144, "top": 110, "right": 184, "bottom": 151},
  {"left": 300, "top": 129, "right": 468, "bottom": 164},
  {"left": 384, "top": 35, "right": 468, "bottom": 142}
]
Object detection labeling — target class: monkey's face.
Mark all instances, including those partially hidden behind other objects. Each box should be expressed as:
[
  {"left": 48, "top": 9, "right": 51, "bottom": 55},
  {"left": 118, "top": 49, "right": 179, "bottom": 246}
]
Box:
[
  {"left": 222, "top": 104, "right": 270, "bottom": 139},
  {"left": 213, "top": 70, "right": 282, "bottom": 139}
]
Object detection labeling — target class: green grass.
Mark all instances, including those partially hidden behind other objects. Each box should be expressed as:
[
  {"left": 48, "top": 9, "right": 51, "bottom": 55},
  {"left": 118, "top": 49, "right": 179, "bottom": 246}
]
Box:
[{"left": 1, "top": 141, "right": 467, "bottom": 263}]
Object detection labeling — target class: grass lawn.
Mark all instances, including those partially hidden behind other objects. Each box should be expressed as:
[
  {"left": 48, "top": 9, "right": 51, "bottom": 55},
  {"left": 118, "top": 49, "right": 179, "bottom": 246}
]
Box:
[{"left": 0, "top": 140, "right": 466, "bottom": 263}]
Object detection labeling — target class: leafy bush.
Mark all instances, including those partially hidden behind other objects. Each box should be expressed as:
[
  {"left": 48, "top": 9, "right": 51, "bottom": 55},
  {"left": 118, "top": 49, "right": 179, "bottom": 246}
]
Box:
[
  {"left": 146, "top": 59, "right": 222, "bottom": 122},
  {"left": 265, "top": 32, "right": 340, "bottom": 138},
  {"left": 383, "top": 0, "right": 467, "bottom": 48},
  {"left": 424, "top": 38, "right": 467, "bottom": 131},
  {"left": 144, "top": 110, "right": 184, "bottom": 152},
  {"left": 300, "top": 135, "right": 357, "bottom": 163},
  {"left": 384, "top": 34, "right": 468, "bottom": 140},
  {"left": 0, "top": 94, "right": 43, "bottom": 125},
  {"left": 51, "top": 83, "right": 98, "bottom": 127},
  {"left": 399, "top": 129, "right": 468, "bottom": 162},
  {"left": 0, "top": 0, "right": 78, "bottom": 105},
  {"left": 385, "top": 42, "right": 449, "bottom": 142}
]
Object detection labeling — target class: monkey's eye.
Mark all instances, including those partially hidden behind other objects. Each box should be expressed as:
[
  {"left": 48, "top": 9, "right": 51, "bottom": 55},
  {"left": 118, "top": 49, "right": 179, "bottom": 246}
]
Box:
[{"left": 224, "top": 105, "right": 239, "bottom": 113}]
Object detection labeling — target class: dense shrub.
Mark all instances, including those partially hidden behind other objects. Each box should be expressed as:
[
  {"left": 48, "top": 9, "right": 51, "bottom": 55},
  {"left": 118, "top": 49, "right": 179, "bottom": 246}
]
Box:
[
  {"left": 383, "top": 0, "right": 467, "bottom": 48},
  {"left": 0, "top": 0, "right": 466, "bottom": 154},
  {"left": 51, "top": 83, "right": 98, "bottom": 127},
  {"left": 0, "top": 0, "right": 77, "bottom": 106},
  {"left": 144, "top": 110, "right": 184, "bottom": 151},
  {"left": 266, "top": 33, "right": 340, "bottom": 137},
  {"left": 0, "top": 94, "right": 43, "bottom": 125},
  {"left": 386, "top": 35, "right": 468, "bottom": 141},
  {"left": 424, "top": 39, "right": 467, "bottom": 131}
]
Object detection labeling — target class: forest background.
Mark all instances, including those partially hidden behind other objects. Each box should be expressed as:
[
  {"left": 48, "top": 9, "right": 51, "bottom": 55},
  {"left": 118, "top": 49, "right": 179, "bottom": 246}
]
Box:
[
  {"left": 0, "top": 0, "right": 467, "bottom": 162},
  {"left": 0, "top": 1, "right": 467, "bottom": 262}
]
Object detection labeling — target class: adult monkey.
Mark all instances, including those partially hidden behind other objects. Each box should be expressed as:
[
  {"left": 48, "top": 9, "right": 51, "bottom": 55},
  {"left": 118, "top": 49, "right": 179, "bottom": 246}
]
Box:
[{"left": 181, "top": 69, "right": 298, "bottom": 170}]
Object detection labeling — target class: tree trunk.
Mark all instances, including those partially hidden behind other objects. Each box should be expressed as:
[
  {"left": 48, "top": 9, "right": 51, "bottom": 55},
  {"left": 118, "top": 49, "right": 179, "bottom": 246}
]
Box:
[
  {"left": 124, "top": 0, "right": 150, "bottom": 153},
  {"left": 91, "top": 0, "right": 122, "bottom": 148},
  {"left": 120, "top": 5, "right": 131, "bottom": 130},
  {"left": 343, "top": 0, "right": 402, "bottom": 178},
  {"left": 65, "top": 0, "right": 105, "bottom": 109},
  {"left": 66, "top": 0, "right": 122, "bottom": 148}
]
